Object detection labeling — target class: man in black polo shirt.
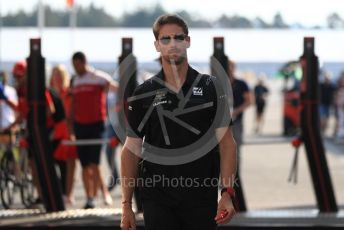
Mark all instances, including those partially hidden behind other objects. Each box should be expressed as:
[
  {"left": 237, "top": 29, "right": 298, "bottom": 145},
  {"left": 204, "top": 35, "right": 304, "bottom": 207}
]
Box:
[
  {"left": 228, "top": 60, "right": 251, "bottom": 164},
  {"left": 120, "top": 14, "right": 237, "bottom": 230}
]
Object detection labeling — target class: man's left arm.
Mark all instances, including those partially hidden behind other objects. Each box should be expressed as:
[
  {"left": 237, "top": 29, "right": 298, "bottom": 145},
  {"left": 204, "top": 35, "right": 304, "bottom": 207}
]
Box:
[
  {"left": 100, "top": 70, "right": 119, "bottom": 92},
  {"left": 214, "top": 127, "right": 237, "bottom": 224}
]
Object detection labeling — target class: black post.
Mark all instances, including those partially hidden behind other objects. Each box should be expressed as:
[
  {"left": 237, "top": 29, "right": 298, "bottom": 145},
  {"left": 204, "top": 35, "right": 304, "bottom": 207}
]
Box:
[
  {"left": 211, "top": 37, "right": 228, "bottom": 77},
  {"left": 210, "top": 37, "right": 247, "bottom": 212},
  {"left": 299, "top": 37, "right": 337, "bottom": 212},
  {"left": 118, "top": 38, "right": 138, "bottom": 106},
  {"left": 27, "top": 38, "right": 65, "bottom": 212},
  {"left": 117, "top": 37, "right": 142, "bottom": 212}
]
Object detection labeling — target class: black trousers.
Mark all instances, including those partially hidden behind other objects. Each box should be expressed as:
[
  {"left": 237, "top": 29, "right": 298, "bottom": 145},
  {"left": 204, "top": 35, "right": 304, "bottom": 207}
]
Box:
[
  {"left": 74, "top": 121, "right": 104, "bottom": 167},
  {"left": 143, "top": 201, "right": 217, "bottom": 230}
]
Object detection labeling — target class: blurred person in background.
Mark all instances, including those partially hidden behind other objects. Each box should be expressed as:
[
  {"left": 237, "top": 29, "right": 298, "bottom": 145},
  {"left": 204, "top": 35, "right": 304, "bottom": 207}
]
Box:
[
  {"left": 0, "top": 71, "right": 19, "bottom": 178},
  {"left": 11, "top": 60, "right": 43, "bottom": 205},
  {"left": 105, "top": 88, "right": 120, "bottom": 192},
  {"left": 70, "top": 51, "right": 118, "bottom": 209},
  {"left": 319, "top": 72, "right": 336, "bottom": 135},
  {"left": 227, "top": 60, "right": 251, "bottom": 164},
  {"left": 335, "top": 74, "right": 344, "bottom": 143},
  {"left": 50, "top": 65, "right": 78, "bottom": 205},
  {"left": 0, "top": 71, "right": 18, "bottom": 134},
  {"left": 253, "top": 75, "right": 269, "bottom": 134},
  {"left": 12, "top": 60, "right": 72, "bottom": 206},
  {"left": 227, "top": 60, "right": 251, "bottom": 212}
]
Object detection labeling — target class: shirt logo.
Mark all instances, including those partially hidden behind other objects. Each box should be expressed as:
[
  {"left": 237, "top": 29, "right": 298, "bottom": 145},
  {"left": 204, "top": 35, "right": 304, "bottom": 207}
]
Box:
[
  {"left": 193, "top": 87, "right": 203, "bottom": 96},
  {"left": 155, "top": 90, "right": 167, "bottom": 100},
  {"left": 153, "top": 100, "right": 167, "bottom": 107},
  {"left": 153, "top": 90, "right": 168, "bottom": 107}
]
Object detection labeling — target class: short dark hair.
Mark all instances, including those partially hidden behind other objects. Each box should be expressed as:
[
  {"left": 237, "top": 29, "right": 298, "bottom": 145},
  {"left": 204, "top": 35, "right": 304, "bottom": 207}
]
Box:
[
  {"left": 72, "top": 51, "right": 86, "bottom": 63},
  {"left": 152, "top": 14, "right": 189, "bottom": 40}
]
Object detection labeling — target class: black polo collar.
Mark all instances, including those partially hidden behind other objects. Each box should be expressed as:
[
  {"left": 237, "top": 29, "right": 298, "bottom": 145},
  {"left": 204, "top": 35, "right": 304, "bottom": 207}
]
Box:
[{"left": 156, "top": 65, "right": 199, "bottom": 88}]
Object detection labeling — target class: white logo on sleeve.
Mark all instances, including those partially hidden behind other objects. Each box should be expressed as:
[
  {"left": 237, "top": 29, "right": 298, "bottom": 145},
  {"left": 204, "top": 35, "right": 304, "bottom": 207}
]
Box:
[{"left": 193, "top": 87, "right": 203, "bottom": 96}]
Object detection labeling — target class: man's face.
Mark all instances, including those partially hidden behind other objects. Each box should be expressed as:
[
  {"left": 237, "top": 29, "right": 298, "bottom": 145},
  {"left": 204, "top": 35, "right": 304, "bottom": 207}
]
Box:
[
  {"left": 228, "top": 61, "right": 236, "bottom": 82},
  {"left": 72, "top": 59, "right": 87, "bottom": 75},
  {"left": 154, "top": 24, "right": 190, "bottom": 65},
  {"left": 13, "top": 74, "right": 25, "bottom": 88},
  {"left": 51, "top": 68, "right": 63, "bottom": 90}
]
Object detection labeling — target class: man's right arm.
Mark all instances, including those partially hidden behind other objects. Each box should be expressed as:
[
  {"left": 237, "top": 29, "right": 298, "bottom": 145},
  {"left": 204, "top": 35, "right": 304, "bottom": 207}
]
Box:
[
  {"left": 120, "top": 136, "right": 142, "bottom": 230},
  {"left": 121, "top": 136, "right": 142, "bottom": 203}
]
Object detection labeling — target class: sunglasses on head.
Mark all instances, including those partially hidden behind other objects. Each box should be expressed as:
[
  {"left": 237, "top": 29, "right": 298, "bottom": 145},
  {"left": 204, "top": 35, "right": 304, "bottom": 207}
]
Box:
[{"left": 158, "top": 34, "right": 187, "bottom": 45}]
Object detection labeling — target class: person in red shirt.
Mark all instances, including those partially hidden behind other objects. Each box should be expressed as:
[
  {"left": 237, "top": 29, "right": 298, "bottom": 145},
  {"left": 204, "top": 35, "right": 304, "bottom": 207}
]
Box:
[
  {"left": 70, "top": 52, "right": 118, "bottom": 209},
  {"left": 12, "top": 60, "right": 71, "bottom": 206},
  {"left": 11, "top": 61, "right": 43, "bottom": 204},
  {"left": 50, "top": 64, "right": 78, "bottom": 205}
]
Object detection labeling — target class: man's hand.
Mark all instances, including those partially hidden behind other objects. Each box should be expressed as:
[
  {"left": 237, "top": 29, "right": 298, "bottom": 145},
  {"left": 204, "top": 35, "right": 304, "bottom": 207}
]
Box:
[
  {"left": 214, "top": 193, "right": 236, "bottom": 225},
  {"left": 121, "top": 205, "right": 136, "bottom": 230},
  {"left": 70, "top": 134, "right": 76, "bottom": 141}
]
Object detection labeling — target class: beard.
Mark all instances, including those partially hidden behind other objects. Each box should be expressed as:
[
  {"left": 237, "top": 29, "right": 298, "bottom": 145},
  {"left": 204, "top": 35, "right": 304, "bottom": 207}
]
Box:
[
  {"left": 163, "top": 56, "right": 185, "bottom": 65},
  {"left": 162, "top": 49, "right": 187, "bottom": 65}
]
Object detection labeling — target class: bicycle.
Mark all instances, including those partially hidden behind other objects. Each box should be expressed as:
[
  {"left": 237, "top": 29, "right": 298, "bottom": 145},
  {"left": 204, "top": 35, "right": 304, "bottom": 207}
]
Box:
[
  {"left": 0, "top": 132, "right": 36, "bottom": 209},
  {"left": 18, "top": 138, "right": 36, "bottom": 208},
  {"left": 0, "top": 133, "right": 18, "bottom": 209}
]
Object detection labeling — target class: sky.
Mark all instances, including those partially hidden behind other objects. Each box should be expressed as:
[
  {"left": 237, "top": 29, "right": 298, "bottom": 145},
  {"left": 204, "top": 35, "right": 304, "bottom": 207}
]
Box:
[{"left": 1, "top": 0, "right": 344, "bottom": 27}]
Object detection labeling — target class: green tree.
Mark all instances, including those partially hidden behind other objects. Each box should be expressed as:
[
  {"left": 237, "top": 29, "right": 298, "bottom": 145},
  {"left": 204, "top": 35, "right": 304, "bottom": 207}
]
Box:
[
  {"left": 45, "top": 6, "right": 69, "bottom": 27},
  {"left": 327, "top": 13, "right": 344, "bottom": 29},
  {"left": 175, "top": 10, "right": 211, "bottom": 27},
  {"left": 216, "top": 14, "right": 253, "bottom": 28},
  {"left": 253, "top": 17, "right": 270, "bottom": 28},
  {"left": 272, "top": 12, "right": 288, "bottom": 28},
  {"left": 77, "top": 3, "right": 117, "bottom": 27},
  {"left": 1, "top": 3, "right": 340, "bottom": 29},
  {"left": 121, "top": 4, "right": 165, "bottom": 27},
  {"left": 2, "top": 10, "right": 36, "bottom": 26}
]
